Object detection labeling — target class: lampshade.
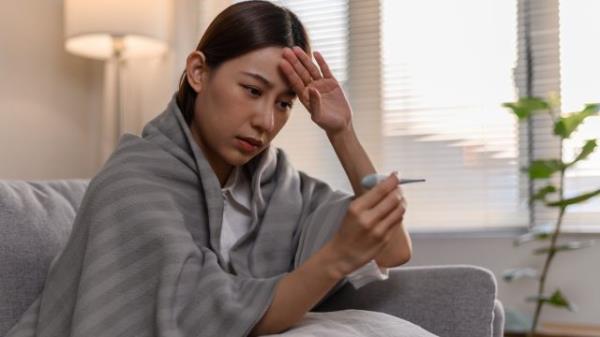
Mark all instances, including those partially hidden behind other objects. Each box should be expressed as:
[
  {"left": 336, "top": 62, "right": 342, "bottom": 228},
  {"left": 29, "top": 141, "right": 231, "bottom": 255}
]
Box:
[{"left": 64, "top": 0, "right": 170, "bottom": 59}]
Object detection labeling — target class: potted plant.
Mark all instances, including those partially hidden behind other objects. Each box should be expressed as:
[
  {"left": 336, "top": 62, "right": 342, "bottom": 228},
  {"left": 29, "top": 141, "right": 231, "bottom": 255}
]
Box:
[{"left": 502, "top": 97, "right": 600, "bottom": 337}]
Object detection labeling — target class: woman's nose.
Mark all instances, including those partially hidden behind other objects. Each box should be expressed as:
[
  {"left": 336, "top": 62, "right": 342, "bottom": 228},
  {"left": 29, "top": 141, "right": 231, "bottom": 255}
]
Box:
[{"left": 251, "top": 104, "right": 275, "bottom": 133}]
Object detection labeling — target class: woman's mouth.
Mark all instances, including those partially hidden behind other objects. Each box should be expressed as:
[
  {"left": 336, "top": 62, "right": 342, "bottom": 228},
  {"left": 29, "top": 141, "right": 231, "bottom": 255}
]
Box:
[{"left": 236, "top": 137, "right": 261, "bottom": 153}]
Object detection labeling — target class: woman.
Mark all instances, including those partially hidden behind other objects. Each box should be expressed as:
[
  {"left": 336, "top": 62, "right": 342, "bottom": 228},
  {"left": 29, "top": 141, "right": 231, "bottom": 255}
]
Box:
[{"left": 6, "top": 1, "right": 433, "bottom": 337}]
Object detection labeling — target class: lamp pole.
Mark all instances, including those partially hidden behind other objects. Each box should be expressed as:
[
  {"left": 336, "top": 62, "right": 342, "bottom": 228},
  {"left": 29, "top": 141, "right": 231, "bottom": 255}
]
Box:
[{"left": 112, "top": 36, "right": 125, "bottom": 148}]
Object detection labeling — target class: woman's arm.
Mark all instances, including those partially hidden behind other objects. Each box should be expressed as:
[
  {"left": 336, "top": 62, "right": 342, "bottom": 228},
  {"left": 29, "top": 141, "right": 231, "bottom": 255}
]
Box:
[
  {"left": 250, "top": 170, "right": 412, "bottom": 336},
  {"left": 328, "top": 127, "right": 412, "bottom": 268},
  {"left": 327, "top": 125, "right": 376, "bottom": 196},
  {"left": 280, "top": 46, "right": 412, "bottom": 269},
  {"left": 249, "top": 242, "right": 346, "bottom": 336}
]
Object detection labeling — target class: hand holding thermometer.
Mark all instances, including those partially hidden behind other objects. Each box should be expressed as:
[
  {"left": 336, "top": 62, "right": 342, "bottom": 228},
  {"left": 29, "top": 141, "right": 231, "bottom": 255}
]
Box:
[{"left": 360, "top": 173, "right": 426, "bottom": 190}]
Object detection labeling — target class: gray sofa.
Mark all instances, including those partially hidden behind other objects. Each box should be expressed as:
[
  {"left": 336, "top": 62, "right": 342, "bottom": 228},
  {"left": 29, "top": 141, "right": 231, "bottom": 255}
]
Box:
[{"left": 0, "top": 179, "right": 505, "bottom": 337}]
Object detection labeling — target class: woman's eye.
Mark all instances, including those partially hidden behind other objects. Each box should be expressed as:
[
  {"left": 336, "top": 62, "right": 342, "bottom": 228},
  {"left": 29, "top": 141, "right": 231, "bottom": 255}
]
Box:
[
  {"left": 278, "top": 101, "right": 293, "bottom": 110},
  {"left": 242, "top": 85, "right": 292, "bottom": 110},
  {"left": 243, "top": 85, "right": 261, "bottom": 97}
]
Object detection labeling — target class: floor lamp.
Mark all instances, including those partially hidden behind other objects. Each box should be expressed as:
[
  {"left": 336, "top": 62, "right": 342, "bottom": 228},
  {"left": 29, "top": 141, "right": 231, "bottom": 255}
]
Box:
[{"left": 63, "top": 0, "right": 169, "bottom": 148}]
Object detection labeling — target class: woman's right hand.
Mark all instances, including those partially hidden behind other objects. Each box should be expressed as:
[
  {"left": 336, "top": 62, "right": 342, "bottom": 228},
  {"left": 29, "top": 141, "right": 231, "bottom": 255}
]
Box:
[{"left": 328, "top": 172, "right": 406, "bottom": 276}]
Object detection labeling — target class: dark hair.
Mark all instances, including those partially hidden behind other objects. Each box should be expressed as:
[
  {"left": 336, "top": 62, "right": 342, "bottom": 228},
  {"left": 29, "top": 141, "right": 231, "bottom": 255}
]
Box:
[{"left": 176, "top": 0, "right": 311, "bottom": 125}]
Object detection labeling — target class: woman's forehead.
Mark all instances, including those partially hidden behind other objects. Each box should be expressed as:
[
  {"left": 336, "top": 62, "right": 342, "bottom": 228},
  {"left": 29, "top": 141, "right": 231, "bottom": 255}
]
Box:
[
  {"left": 239, "top": 71, "right": 295, "bottom": 96},
  {"left": 222, "top": 47, "right": 293, "bottom": 90}
]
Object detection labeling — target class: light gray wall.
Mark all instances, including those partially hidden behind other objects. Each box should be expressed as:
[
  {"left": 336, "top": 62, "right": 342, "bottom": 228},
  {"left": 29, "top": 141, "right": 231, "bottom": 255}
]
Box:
[
  {"left": 0, "top": 0, "right": 104, "bottom": 179},
  {"left": 406, "top": 233, "right": 600, "bottom": 326}
]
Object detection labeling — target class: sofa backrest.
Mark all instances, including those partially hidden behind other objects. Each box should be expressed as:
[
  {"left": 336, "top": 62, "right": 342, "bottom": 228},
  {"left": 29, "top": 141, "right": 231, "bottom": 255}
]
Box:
[{"left": 0, "top": 179, "right": 89, "bottom": 336}]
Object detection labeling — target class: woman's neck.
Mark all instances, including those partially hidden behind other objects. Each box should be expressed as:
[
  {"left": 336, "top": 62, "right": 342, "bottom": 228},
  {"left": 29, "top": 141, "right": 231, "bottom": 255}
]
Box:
[
  {"left": 190, "top": 126, "right": 233, "bottom": 188},
  {"left": 214, "top": 162, "right": 233, "bottom": 188}
]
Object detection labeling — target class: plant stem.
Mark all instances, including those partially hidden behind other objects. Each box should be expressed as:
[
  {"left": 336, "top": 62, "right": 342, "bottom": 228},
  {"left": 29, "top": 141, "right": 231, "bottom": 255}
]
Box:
[{"left": 529, "top": 158, "right": 566, "bottom": 336}]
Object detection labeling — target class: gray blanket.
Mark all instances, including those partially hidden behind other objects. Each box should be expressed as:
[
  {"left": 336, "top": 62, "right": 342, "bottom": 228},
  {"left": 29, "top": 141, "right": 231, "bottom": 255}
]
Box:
[{"left": 5, "top": 95, "right": 353, "bottom": 337}]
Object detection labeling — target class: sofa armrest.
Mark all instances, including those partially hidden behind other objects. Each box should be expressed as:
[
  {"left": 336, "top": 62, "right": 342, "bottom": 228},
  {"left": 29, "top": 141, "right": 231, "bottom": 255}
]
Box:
[
  {"left": 493, "top": 299, "right": 505, "bottom": 337},
  {"left": 313, "top": 265, "right": 500, "bottom": 337}
]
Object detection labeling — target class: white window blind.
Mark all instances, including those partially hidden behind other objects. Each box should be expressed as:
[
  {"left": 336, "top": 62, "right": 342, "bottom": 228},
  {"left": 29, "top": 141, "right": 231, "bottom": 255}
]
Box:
[
  {"left": 276, "top": 0, "right": 528, "bottom": 230},
  {"left": 232, "top": 0, "right": 528, "bottom": 231},
  {"left": 379, "top": 0, "right": 526, "bottom": 230},
  {"left": 557, "top": 0, "right": 600, "bottom": 229},
  {"left": 516, "top": 0, "right": 600, "bottom": 231},
  {"left": 227, "top": 0, "right": 599, "bottom": 232}
]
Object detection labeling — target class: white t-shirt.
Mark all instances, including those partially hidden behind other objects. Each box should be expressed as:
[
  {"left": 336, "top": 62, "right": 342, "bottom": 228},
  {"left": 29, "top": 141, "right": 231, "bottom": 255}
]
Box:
[{"left": 220, "top": 166, "right": 389, "bottom": 289}]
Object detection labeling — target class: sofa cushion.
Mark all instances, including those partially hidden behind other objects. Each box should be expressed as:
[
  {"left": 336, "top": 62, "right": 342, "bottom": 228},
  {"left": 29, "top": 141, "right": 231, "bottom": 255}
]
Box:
[{"left": 0, "top": 179, "right": 89, "bottom": 336}]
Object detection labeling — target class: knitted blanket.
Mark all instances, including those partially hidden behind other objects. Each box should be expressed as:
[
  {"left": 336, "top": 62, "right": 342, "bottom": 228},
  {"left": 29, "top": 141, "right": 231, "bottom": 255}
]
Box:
[{"left": 6, "top": 95, "right": 351, "bottom": 337}]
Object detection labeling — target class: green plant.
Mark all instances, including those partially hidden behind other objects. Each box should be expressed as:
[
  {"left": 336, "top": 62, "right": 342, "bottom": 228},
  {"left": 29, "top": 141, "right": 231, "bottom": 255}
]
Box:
[{"left": 502, "top": 97, "right": 600, "bottom": 337}]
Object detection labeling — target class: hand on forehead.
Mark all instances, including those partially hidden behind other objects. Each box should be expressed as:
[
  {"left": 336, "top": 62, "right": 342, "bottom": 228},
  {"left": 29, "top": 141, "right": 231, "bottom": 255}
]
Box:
[{"left": 279, "top": 46, "right": 334, "bottom": 100}]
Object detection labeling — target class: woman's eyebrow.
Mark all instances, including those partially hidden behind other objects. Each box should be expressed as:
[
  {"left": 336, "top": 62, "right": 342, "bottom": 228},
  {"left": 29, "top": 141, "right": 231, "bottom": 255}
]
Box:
[{"left": 241, "top": 71, "right": 295, "bottom": 96}]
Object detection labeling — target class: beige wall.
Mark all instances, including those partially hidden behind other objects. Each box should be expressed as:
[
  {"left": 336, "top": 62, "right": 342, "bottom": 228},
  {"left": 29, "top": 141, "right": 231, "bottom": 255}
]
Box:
[
  {"left": 407, "top": 234, "right": 600, "bottom": 327},
  {"left": 0, "top": 0, "right": 231, "bottom": 179},
  {"left": 0, "top": 0, "right": 104, "bottom": 179}
]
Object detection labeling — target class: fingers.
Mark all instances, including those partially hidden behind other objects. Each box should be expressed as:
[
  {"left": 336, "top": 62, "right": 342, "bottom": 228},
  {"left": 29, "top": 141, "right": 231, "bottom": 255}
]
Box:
[
  {"left": 369, "top": 188, "right": 405, "bottom": 224},
  {"left": 361, "top": 188, "right": 405, "bottom": 241},
  {"left": 358, "top": 187, "right": 404, "bottom": 233},
  {"left": 282, "top": 47, "right": 314, "bottom": 86},
  {"left": 375, "top": 193, "right": 406, "bottom": 233},
  {"left": 354, "top": 172, "right": 400, "bottom": 210},
  {"left": 282, "top": 47, "right": 333, "bottom": 85},
  {"left": 313, "top": 51, "right": 335, "bottom": 79},
  {"left": 373, "top": 205, "right": 405, "bottom": 239},
  {"left": 279, "top": 59, "right": 308, "bottom": 101},
  {"left": 292, "top": 46, "right": 323, "bottom": 81},
  {"left": 351, "top": 172, "right": 405, "bottom": 237}
]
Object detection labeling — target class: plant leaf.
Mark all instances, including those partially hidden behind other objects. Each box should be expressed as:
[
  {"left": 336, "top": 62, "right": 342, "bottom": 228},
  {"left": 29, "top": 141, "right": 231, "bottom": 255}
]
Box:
[
  {"left": 554, "top": 104, "right": 600, "bottom": 138},
  {"left": 548, "top": 290, "right": 578, "bottom": 311},
  {"left": 549, "top": 290, "right": 576, "bottom": 311},
  {"left": 567, "top": 139, "right": 598, "bottom": 167},
  {"left": 532, "top": 185, "right": 558, "bottom": 201},
  {"left": 533, "top": 240, "right": 596, "bottom": 255},
  {"left": 546, "top": 188, "right": 600, "bottom": 207},
  {"left": 502, "top": 267, "right": 539, "bottom": 282},
  {"left": 524, "top": 160, "right": 564, "bottom": 179},
  {"left": 526, "top": 290, "right": 577, "bottom": 312},
  {"left": 503, "top": 97, "right": 550, "bottom": 120}
]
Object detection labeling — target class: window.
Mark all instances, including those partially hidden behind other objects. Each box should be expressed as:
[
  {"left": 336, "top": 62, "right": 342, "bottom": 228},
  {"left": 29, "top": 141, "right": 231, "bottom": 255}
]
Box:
[
  {"left": 230, "top": 0, "right": 599, "bottom": 232},
  {"left": 554, "top": 0, "right": 600, "bottom": 230},
  {"left": 379, "top": 0, "right": 523, "bottom": 230},
  {"left": 513, "top": 0, "right": 600, "bottom": 231}
]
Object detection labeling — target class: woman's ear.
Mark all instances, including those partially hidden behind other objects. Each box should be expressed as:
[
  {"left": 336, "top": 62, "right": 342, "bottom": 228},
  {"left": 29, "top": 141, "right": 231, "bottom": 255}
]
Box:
[{"left": 185, "top": 51, "right": 209, "bottom": 93}]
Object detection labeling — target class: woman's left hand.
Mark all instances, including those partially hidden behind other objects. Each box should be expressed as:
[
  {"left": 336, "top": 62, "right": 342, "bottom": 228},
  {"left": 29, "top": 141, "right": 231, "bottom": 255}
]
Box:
[{"left": 279, "top": 46, "right": 353, "bottom": 136}]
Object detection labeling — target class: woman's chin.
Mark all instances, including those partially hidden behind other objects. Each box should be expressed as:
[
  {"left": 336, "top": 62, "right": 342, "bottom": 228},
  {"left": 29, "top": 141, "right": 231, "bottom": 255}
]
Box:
[
  {"left": 230, "top": 144, "right": 269, "bottom": 164},
  {"left": 224, "top": 150, "right": 255, "bottom": 167}
]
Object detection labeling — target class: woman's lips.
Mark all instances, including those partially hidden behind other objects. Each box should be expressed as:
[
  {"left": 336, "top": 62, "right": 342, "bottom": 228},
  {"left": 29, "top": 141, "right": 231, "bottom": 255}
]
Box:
[{"left": 236, "top": 137, "right": 259, "bottom": 153}]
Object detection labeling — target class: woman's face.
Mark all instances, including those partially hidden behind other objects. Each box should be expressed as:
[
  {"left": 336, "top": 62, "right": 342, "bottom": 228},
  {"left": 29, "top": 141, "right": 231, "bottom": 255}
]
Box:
[{"left": 186, "top": 46, "right": 296, "bottom": 177}]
